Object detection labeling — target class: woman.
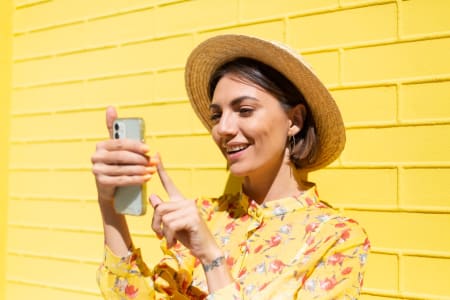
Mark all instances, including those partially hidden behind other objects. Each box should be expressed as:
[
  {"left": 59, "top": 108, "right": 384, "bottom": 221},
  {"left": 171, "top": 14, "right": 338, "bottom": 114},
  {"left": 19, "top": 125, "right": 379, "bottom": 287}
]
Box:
[{"left": 91, "top": 35, "right": 370, "bottom": 299}]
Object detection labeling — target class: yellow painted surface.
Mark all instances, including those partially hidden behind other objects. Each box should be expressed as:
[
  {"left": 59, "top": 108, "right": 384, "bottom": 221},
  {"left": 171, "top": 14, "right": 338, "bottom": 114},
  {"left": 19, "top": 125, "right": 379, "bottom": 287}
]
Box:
[
  {"left": 288, "top": 3, "right": 397, "bottom": 49},
  {"left": 400, "top": 80, "right": 450, "bottom": 122},
  {"left": 1, "top": 0, "right": 450, "bottom": 299},
  {"left": 0, "top": 1, "right": 12, "bottom": 299},
  {"left": 332, "top": 86, "right": 397, "bottom": 125}
]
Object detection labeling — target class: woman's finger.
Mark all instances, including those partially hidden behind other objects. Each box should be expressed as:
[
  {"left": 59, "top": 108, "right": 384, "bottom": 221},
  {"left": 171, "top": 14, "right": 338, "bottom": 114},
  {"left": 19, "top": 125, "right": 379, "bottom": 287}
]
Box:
[
  {"left": 162, "top": 224, "right": 178, "bottom": 248},
  {"left": 155, "top": 153, "right": 184, "bottom": 201},
  {"left": 150, "top": 194, "right": 164, "bottom": 238},
  {"left": 106, "top": 106, "right": 118, "bottom": 139},
  {"left": 95, "top": 173, "right": 152, "bottom": 187},
  {"left": 97, "top": 139, "right": 150, "bottom": 156},
  {"left": 93, "top": 163, "right": 156, "bottom": 177},
  {"left": 93, "top": 150, "right": 151, "bottom": 167}
]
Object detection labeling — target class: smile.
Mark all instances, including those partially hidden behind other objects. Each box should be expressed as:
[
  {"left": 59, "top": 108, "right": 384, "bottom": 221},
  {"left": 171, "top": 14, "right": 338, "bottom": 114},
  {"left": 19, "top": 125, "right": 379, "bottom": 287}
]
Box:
[{"left": 224, "top": 144, "right": 249, "bottom": 154}]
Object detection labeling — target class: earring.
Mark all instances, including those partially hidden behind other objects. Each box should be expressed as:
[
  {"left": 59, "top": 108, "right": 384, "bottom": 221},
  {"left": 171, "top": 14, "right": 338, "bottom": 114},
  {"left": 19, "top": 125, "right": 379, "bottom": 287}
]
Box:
[{"left": 288, "top": 135, "right": 296, "bottom": 153}]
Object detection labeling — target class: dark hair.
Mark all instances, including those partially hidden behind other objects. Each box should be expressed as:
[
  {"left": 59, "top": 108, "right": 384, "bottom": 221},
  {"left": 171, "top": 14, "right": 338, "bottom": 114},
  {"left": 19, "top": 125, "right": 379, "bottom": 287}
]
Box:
[{"left": 208, "top": 57, "right": 317, "bottom": 169}]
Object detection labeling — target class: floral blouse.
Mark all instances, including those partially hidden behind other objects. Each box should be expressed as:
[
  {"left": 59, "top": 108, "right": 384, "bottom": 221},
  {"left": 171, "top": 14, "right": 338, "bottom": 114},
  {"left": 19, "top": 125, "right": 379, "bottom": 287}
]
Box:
[{"left": 97, "top": 185, "right": 370, "bottom": 299}]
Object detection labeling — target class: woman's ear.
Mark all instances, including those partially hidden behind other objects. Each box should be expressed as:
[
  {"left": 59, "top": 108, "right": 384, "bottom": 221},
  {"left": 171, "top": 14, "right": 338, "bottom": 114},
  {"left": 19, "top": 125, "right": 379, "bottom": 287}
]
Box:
[{"left": 288, "top": 104, "right": 306, "bottom": 137}]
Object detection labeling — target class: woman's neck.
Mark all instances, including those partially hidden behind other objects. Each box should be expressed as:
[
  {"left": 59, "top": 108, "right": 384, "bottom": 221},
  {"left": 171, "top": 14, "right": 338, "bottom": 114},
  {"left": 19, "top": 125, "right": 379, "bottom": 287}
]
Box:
[{"left": 242, "top": 158, "right": 308, "bottom": 204}]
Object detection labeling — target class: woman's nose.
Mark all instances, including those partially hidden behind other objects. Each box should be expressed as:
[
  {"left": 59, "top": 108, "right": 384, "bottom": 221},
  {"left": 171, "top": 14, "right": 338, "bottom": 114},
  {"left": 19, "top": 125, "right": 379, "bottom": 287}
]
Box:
[{"left": 216, "top": 113, "right": 238, "bottom": 137}]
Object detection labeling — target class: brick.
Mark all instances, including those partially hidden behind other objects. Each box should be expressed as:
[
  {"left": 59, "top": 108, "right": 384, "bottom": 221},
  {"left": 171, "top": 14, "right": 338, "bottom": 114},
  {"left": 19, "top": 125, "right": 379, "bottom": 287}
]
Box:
[
  {"left": 198, "top": 21, "right": 284, "bottom": 44},
  {"left": 9, "top": 170, "right": 97, "bottom": 199},
  {"left": 127, "top": 209, "right": 155, "bottom": 234},
  {"left": 13, "top": 0, "right": 156, "bottom": 32},
  {"left": 340, "top": 0, "right": 382, "bottom": 5},
  {"left": 134, "top": 235, "right": 165, "bottom": 265},
  {"left": 401, "top": 0, "right": 450, "bottom": 37},
  {"left": 13, "top": 1, "right": 87, "bottom": 32},
  {"left": 240, "top": 0, "right": 337, "bottom": 21},
  {"left": 81, "top": 0, "right": 157, "bottom": 17},
  {"left": 309, "top": 168, "right": 397, "bottom": 207},
  {"left": 331, "top": 86, "right": 397, "bottom": 125},
  {"left": 119, "top": 103, "right": 195, "bottom": 133},
  {"left": 342, "top": 124, "right": 450, "bottom": 163},
  {"left": 154, "top": 69, "right": 186, "bottom": 100},
  {"left": 342, "top": 38, "right": 450, "bottom": 83},
  {"left": 6, "top": 283, "right": 101, "bottom": 300},
  {"left": 6, "top": 254, "right": 99, "bottom": 290},
  {"left": 85, "top": 8, "right": 155, "bottom": 48},
  {"left": 13, "top": 23, "right": 86, "bottom": 59},
  {"left": 7, "top": 198, "right": 100, "bottom": 229},
  {"left": 13, "top": 7, "right": 158, "bottom": 57},
  {"left": 7, "top": 227, "right": 102, "bottom": 261},
  {"left": 302, "top": 51, "right": 339, "bottom": 86},
  {"left": 400, "top": 168, "right": 450, "bottom": 209},
  {"left": 402, "top": 255, "right": 450, "bottom": 297},
  {"left": 400, "top": 80, "right": 450, "bottom": 122},
  {"left": 288, "top": 4, "right": 397, "bottom": 50},
  {"left": 13, "top": 35, "right": 192, "bottom": 85},
  {"left": 343, "top": 210, "right": 450, "bottom": 253},
  {"left": 85, "top": 73, "right": 155, "bottom": 106},
  {"left": 10, "top": 110, "right": 106, "bottom": 140},
  {"left": 192, "top": 169, "right": 231, "bottom": 198},
  {"left": 13, "top": 48, "right": 126, "bottom": 84},
  {"left": 10, "top": 140, "right": 94, "bottom": 169},
  {"left": 154, "top": 0, "right": 238, "bottom": 35},
  {"left": 11, "top": 82, "right": 85, "bottom": 113},
  {"left": 363, "top": 252, "right": 398, "bottom": 291}
]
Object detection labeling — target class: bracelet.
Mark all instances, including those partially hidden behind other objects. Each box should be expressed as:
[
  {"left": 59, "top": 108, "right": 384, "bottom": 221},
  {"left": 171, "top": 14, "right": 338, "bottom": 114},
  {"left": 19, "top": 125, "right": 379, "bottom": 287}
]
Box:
[{"left": 202, "top": 255, "right": 225, "bottom": 272}]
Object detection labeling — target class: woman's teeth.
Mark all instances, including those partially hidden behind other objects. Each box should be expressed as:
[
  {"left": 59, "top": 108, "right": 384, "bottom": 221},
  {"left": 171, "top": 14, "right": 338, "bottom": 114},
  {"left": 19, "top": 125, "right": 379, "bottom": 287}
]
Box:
[{"left": 226, "top": 145, "right": 248, "bottom": 154}]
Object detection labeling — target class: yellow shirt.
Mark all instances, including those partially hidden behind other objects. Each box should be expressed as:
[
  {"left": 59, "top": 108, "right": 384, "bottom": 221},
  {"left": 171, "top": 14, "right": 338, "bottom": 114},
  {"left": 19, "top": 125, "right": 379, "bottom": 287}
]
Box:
[{"left": 97, "top": 185, "right": 370, "bottom": 299}]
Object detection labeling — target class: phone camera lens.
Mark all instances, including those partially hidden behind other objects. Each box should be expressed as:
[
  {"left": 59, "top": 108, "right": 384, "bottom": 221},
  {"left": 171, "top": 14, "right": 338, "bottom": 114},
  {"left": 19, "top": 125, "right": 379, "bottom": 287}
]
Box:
[
  {"left": 114, "top": 123, "right": 119, "bottom": 131},
  {"left": 114, "top": 132, "right": 120, "bottom": 139}
]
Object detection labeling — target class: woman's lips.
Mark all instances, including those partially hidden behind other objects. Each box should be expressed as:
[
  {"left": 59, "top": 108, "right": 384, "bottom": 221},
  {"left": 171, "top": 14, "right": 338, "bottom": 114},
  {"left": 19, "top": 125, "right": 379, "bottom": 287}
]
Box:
[
  {"left": 224, "top": 144, "right": 249, "bottom": 160},
  {"left": 226, "top": 144, "right": 249, "bottom": 154}
]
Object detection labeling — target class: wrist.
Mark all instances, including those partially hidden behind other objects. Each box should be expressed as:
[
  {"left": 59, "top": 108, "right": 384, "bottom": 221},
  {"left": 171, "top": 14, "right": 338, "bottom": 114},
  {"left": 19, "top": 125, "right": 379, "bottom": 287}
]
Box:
[
  {"left": 198, "top": 244, "right": 223, "bottom": 265},
  {"left": 202, "top": 255, "right": 226, "bottom": 272}
]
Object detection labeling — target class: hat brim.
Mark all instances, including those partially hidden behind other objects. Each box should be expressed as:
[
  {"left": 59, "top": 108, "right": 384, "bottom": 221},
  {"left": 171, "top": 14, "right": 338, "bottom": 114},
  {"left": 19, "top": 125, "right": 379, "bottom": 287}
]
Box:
[{"left": 185, "top": 34, "right": 345, "bottom": 171}]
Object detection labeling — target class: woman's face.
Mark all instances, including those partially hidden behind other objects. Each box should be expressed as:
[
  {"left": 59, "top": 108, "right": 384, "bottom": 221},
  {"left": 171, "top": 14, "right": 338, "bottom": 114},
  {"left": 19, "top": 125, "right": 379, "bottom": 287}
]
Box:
[{"left": 210, "top": 74, "right": 291, "bottom": 178}]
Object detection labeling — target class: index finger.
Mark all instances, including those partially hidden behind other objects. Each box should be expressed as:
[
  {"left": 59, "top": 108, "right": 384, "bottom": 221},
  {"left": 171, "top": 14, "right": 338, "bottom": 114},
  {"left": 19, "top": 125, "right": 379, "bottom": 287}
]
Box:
[{"left": 155, "top": 153, "right": 184, "bottom": 201}]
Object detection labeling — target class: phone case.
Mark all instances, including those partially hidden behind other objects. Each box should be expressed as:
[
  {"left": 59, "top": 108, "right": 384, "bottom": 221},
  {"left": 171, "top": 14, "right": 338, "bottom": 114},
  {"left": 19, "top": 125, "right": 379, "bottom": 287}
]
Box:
[{"left": 112, "top": 118, "right": 147, "bottom": 216}]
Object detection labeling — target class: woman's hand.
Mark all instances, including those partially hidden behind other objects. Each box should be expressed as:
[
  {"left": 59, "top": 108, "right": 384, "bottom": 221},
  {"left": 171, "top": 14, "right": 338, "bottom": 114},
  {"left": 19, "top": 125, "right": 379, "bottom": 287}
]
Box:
[
  {"left": 149, "top": 156, "right": 222, "bottom": 264},
  {"left": 91, "top": 106, "right": 157, "bottom": 203},
  {"left": 150, "top": 157, "right": 234, "bottom": 293}
]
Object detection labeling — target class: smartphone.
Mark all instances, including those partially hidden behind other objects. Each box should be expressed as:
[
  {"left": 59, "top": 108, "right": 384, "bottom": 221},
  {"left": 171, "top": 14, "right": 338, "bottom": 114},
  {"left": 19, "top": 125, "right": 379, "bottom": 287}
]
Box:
[{"left": 112, "top": 118, "right": 147, "bottom": 216}]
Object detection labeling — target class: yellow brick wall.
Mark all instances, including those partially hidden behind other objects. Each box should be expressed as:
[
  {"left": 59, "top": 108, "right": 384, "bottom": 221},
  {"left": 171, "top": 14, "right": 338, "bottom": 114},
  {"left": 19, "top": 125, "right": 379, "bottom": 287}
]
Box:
[
  {"left": 1, "top": 1, "right": 13, "bottom": 299},
  {"left": 1, "top": 0, "right": 449, "bottom": 299}
]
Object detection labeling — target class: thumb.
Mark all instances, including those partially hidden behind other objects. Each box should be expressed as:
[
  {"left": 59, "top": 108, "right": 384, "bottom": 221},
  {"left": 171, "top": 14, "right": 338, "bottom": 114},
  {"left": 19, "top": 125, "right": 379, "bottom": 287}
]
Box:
[{"left": 106, "top": 106, "right": 118, "bottom": 138}]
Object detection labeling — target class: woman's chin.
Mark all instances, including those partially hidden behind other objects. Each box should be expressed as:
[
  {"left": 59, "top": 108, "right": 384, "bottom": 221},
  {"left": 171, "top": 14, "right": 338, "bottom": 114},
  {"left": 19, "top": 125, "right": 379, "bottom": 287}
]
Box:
[{"left": 228, "top": 164, "right": 251, "bottom": 178}]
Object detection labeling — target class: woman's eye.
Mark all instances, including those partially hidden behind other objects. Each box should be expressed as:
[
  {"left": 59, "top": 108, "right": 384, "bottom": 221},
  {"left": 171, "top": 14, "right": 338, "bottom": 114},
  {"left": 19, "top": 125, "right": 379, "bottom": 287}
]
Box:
[
  {"left": 209, "top": 112, "right": 221, "bottom": 122},
  {"left": 239, "top": 107, "right": 253, "bottom": 116}
]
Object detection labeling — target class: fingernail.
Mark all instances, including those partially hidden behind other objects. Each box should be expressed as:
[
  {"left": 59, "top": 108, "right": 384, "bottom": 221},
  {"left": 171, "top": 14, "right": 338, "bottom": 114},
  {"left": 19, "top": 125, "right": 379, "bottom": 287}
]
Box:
[
  {"left": 149, "top": 156, "right": 160, "bottom": 166},
  {"left": 143, "top": 174, "right": 152, "bottom": 181},
  {"left": 146, "top": 166, "right": 157, "bottom": 174},
  {"left": 141, "top": 144, "right": 150, "bottom": 153}
]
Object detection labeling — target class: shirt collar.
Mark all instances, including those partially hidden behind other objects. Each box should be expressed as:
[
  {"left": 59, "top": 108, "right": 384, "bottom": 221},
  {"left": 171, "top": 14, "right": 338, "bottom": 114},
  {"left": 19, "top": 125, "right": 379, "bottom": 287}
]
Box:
[{"left": 240, "top": 184, "right": 320, "bottom": 222}]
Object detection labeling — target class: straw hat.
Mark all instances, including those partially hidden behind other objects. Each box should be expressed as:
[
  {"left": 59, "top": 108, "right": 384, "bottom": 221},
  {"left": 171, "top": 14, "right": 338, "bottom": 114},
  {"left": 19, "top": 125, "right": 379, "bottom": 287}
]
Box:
[{"left": 185, "top": 34, "right": 345, "bottom": 171}]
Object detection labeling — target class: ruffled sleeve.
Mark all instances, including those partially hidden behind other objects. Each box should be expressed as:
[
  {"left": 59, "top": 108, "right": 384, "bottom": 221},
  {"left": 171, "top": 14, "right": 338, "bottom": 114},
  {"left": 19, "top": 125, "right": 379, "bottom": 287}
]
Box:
[{"left": 97, "top": 245, "right": 155, "bottom": 299}]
